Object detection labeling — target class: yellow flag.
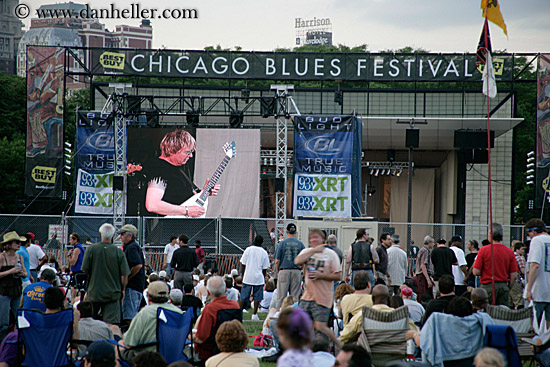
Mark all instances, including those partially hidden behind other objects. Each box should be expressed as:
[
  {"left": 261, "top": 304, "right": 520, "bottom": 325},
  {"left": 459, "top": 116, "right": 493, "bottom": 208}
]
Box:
[{"left": 481, "top": 0, "right": 507, "bottom": 36}]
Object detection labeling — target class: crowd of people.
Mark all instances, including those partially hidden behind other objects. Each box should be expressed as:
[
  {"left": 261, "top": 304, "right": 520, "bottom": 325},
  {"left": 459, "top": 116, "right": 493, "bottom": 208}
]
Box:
[{"left": 0, "top": 218, "right": 548, "bottom": 366}]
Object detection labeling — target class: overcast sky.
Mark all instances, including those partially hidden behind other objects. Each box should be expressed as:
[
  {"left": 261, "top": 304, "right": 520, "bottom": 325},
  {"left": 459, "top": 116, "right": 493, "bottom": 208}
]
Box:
[{"left": 23, "top": 0, "right": 549, "bottom": 53}]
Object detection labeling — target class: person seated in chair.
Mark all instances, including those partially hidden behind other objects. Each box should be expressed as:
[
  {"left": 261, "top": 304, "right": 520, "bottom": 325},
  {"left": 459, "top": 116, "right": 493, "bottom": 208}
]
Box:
[
  {"left": 120, "top": 281, "right": 183, "bottom": 364},
  {"left": 82, "top": 340, "right": 116, "bottom": 367},
  {"left": 194, "top": 276, "right": 240, "bottom": 363},
  {"left": 422, "top": 275, "right": 457, "bottom": 326},
  {"left": 340, "top": 270, "right": 372, "bottom": 326},
  {"left": 340, "top": 284, "right": 418, "bottom": 344},
  {"left": 205, "top": 320, "right": 258, "bottom": 367}
]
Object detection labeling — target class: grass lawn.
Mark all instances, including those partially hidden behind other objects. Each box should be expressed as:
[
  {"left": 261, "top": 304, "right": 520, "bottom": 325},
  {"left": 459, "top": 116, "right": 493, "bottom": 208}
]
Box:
[{"left": 242, "top": 311, "right": 277, "bottom": 367}]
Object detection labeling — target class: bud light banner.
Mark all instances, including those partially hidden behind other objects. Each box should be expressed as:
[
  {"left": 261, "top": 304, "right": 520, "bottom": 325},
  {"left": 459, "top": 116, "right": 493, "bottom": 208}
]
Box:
[
  {"left": 293, "top": 115, "right": 362, "bottom": 217},
  {"left": 75, "top": 170, "right": 114, "bottom": 214},
  {"left": 75, "top": 111, "right": 115, "bottom": 214}
]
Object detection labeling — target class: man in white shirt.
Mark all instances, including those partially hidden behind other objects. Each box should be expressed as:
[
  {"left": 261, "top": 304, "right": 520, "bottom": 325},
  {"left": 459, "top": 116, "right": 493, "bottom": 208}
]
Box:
[
  {"left": 525, "top": 218, "right": 550, "bottom": 328},
  {"left": 162, "top": 236, "right": 179, "bottom": 278},
  {"left": 239, "top": 235, "right": 270, "bottom": 321},
  {"left": 387, "top": 234, "right": 408, "bottom": 296},
  {"left": 26, "top": 232, "right": 47, "bottom": 283},
  {"left": 450, "top": 235, "right": 468, "bottom": 296}
]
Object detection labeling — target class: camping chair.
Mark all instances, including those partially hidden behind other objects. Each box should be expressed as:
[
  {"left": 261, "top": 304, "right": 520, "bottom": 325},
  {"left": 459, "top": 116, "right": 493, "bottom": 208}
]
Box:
[
  {"left": 16, "top": 308, "right": 74, "bottom": 367},
  {"left": 357, "top": 305, "right": 410, "bottom": 367},
  {"left": 205, "top": 308, "right": 243, "bottom": 356},
  {"left": 486, "top": 305, "right": 535, "bottom": 360},
  {"left": 111, "top": 307, "right": 194, "bottom": 366},
  {"left": 484, "top": 324, "right": 521, "bottom": 367}
]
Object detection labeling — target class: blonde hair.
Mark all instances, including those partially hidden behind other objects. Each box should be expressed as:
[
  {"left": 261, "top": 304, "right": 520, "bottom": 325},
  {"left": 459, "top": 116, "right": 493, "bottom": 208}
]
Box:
[
  {"left": 160, "top": 129, "right": 195, "bottom": 157},
  {"left": 281, "top": 296, "right": 297, "bottom": 310},
  {"left": 474, "top": 348, "right": 505, "bottom": 367}
]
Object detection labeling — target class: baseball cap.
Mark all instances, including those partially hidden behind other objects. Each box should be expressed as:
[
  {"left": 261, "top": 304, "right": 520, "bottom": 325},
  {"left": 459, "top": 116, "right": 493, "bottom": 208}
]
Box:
[
  {"left": 230, "top": 269, "right": 239, "bottom": 277},
  {"left": 158, "top": 270, "right": 167, "bottom": 278},
  {"left": 117, "top": 224, "right": 138, "bottom": 236},
  {"left": 401, "top": 287, "right": 413, "bottom": 298},
  {"left": 26, "top": 232, "right": 35, "bottom": 241},
  {"left": 148, "top": 281, "right": 169, "bottom": 297},
  {"left": 84, "top": 340, "right": 115, "bottom": 362},
  {"left": 437, "top": 238, "right": 446, "bottom": 245},
  {"left": 193, "top": 274, "right": 200, "bottom": 282},
  {"left": 451, "top": 235, "right": 463, "bottom": 243},
  {"left": 286, "top": 223, "right": 297, "bottom": 234},
  {"left": 170, "top": 288, "right": 183, "bottom": 303}
]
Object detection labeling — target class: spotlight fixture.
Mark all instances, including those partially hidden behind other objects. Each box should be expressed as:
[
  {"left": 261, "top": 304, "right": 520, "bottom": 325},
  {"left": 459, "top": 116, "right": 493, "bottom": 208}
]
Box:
[
  {"left": 241, "top": 88, "right": 250, "bottom": 103},
  {"left": 370, "top": 169, "right": 374, "bottom": 175},
  {"left": 374, "top": 169, "right": 379, "bottom": 176},
  {"left": 229, "top": 110, "right": 244, "bottom": 128},
  {"left": 186, "top": 110, "right": 199, "bottom": 127}
]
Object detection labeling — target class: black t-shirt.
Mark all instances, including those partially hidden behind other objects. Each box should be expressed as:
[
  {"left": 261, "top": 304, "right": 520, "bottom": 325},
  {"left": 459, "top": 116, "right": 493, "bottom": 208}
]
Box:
[
  {"left": 465, "top": 252, "right": 477, "bottom": 271},
  {"left": 170, "top": 246, "right": 199, "bottom": 272},
  {"left": 141, "top": 157, "right": 196, "bottom": 214},
  {"left": 431, "top": 246, "right": 458, "bottom": 280},
  {"left": 422, "top": 294, "right": 457, "bottom": 326},
  {"left": 376, "top": 244, "right": 389, "bottom": 274},
  {"left": 123, "top": 240, "right": 145, "bottom": 292},
  {"left": 181, "top": 294, "right": 203, "bottom": 320}
]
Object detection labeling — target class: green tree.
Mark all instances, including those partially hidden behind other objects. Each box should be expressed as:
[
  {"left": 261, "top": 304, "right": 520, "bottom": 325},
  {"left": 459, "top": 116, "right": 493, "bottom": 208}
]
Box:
[
  {"left": 0, "top": 137, "right": 25, "bottom": 212},
  {"left": 0, "top": 73, "right": 26, "bottom": 139}
]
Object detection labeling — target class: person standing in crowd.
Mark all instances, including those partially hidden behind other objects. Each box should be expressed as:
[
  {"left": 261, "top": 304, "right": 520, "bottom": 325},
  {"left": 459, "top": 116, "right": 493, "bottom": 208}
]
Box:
[
  {"left": 473, "top": 223, "right": 518, "bottom": 307},
  {"left": 119, "top": 224, "right": 145, "bottom": 326},
  {"left": 449, "top": 235, "right": 468, "bottom": 296},
  {"left": 376, "top": 232, "right": 392, "bottom": 285},
  {"left": 20, "top": 267, "right": 56, "bottom": 312},
  {"left": 465, "top": 239, "right": 479, "bottom": 287},
  {"left": 525, "top": 218, "right": 550, "bottom": 327},
  {"left": 510, "top": 241, "right": 527, "bottom": 309},
  {"left": 195, "top": 240, "right": 206, "bottom": 274},
  {"left": 162, "top": 236, "right": 179, "bottom": 279},
  {"left": 0, "top": 231, "right": 27, "bottom": 341},
  {"left": 295, "top": 229, "right": 342, "bottom": 348},
  {"left": 346, "top": 229, "right": 379, "bottom": 287},
  {"left": 326, "top": 234, "right": 343, "bottom": 264},
  {"left": 171, "top": 234, "right": 198, "bottom": 291},
  {"left": 274, "top": 223, "right": 305, "bottom": 310},
  {"left": 26, "top": 232, "right": 46, "bottom": 283},
  {"left": 239, "top": 235, "right": 270, "bottom": 321},
  {"left": 430, "top": 238, "right": 458, "bottom": 297},
  {"left": 82, "top": 223, "right": 130, "bottom": 325},
  {"left": 68, "top": 232, "right": 86, "bottom": 302},
  {"left": 387, "top": 234, "right": 408, "bottom": 295},
  {"left": 17, "top": 233, "right": 32, "bottom": 288},
  {"left": 415, "top": 235, "right": 435, "bottom": 299}
]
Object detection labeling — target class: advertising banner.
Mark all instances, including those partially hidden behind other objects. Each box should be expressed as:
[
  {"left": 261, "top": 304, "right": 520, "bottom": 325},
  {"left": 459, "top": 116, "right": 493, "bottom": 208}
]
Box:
[
  {"left": 25, "top": 46, "right": 65, "bottom": 197},
  {"left": 87, "top": 48, "right": 514, "bottom": 82},
  {"left": 75, "top": 170, "right": 114, "bottom": 214},
  {"left": 74, "top": 111, "right": 115, "bottom": 214},
  {"left": 536, "top": 54, "right": 550, "bottom": 206},
  {"left": 293, "top": 115, "right": 362, "bottom": 217}
]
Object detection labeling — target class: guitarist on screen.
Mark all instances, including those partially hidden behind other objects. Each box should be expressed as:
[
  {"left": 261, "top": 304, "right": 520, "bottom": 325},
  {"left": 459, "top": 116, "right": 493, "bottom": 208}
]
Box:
[{"left": 136, "top": 129, "right": 220, "bottom": 217}]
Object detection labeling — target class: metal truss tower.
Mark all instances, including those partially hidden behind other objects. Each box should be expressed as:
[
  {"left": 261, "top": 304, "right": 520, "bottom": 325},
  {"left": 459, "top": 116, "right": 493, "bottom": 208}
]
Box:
[
  {"left": 101, "top": 83, "right": 132, "bottom": 231},
  {"left": 271, "top": 85, "right": 300, "bottom": 245}
]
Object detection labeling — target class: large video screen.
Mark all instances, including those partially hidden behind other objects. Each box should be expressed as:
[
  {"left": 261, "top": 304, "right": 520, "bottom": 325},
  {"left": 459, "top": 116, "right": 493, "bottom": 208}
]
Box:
[{"left": 127, "top": 128, "right": 260, "bottom": 218}]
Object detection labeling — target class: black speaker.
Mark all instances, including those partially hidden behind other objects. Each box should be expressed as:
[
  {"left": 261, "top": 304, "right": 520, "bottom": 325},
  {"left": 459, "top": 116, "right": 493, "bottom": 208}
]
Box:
[
  {"left": 463, "top": 149, "right": 489, "bottom": 164},
  {"left": 387, "top": 149, "right": 396, "bottom": 162},
  {"left": 113, "top": 176, "right": 124, "bottom": 190},
  {"left": 260, "top": 97, "right": 275, "bottom": 118},
  {"left": 454, "top": 129, "right": 495, "bottom": 149},
  {"left": 127, "top": 96, "right": 141, "bottom": 114},
  {"left": 406, "top": 128, "right": 419, "bottom": 148},
  {"left": 274, "top": 178, "right": 285, "bottom": 193}
]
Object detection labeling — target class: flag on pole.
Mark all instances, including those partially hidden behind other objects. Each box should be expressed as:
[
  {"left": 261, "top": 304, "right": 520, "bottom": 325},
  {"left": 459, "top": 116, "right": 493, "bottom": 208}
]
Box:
[
  {"left": 481, "top": 0, "right": 507, "bottom": 36},
  {"left": 477, "top": 19, "right": 497, "bottom": 98}
]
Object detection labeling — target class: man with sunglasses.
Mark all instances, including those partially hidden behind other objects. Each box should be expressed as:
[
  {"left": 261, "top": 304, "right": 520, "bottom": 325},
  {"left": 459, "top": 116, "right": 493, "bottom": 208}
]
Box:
[{"left": 142, "top": 129, "right": 219, "bottom": 216}]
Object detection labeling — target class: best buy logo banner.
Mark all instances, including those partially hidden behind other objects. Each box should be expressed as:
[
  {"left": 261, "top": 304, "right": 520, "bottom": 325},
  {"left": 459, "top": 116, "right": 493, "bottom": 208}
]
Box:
[
  {"left": 293, "top": 173, "right": 351, "bottom": 217},
  {"left": 75, "top": 169, "right": 114, "bottom": 214}
]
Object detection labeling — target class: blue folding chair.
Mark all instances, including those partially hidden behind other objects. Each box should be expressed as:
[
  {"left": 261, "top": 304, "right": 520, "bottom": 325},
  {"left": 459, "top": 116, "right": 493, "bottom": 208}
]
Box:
[
  {"left": 484, "top": 324, "right": 522, "bottom": 367},
  {"left": 157, "top": 307, "right": 194, "bottom": 363},
  {"left": 17, "top": 308, "right": 73, "bottom": 367}
]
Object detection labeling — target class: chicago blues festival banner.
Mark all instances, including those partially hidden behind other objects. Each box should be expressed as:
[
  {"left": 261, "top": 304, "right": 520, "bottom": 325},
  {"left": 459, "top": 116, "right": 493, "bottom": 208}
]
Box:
[
  {"left": 74, "top": 111, "right": 115, "bottom": 214},
  {"left": 25, "top": 46, "right": 65, "bottom": 197},
  {"left": 293, "top": 115, "right": 362, "bottom": 217}
]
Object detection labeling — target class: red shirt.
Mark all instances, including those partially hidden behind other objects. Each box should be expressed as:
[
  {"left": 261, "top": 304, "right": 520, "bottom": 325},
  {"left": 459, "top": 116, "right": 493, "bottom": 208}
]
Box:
[
  {"left": 473, "top": 243, "right": 519, "bottom": 284},
  {"left": 195, "top": 296, "right": 239, "bottom": 360},
  {"left": 195, "top": 247, "right": 205, "bottom": 263}
]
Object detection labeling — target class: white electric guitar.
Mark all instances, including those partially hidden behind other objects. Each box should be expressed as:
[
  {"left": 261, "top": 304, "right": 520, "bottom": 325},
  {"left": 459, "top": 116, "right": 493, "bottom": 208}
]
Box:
[{"left": 168, "top": 141, "right": 236, "bottom": 218}]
